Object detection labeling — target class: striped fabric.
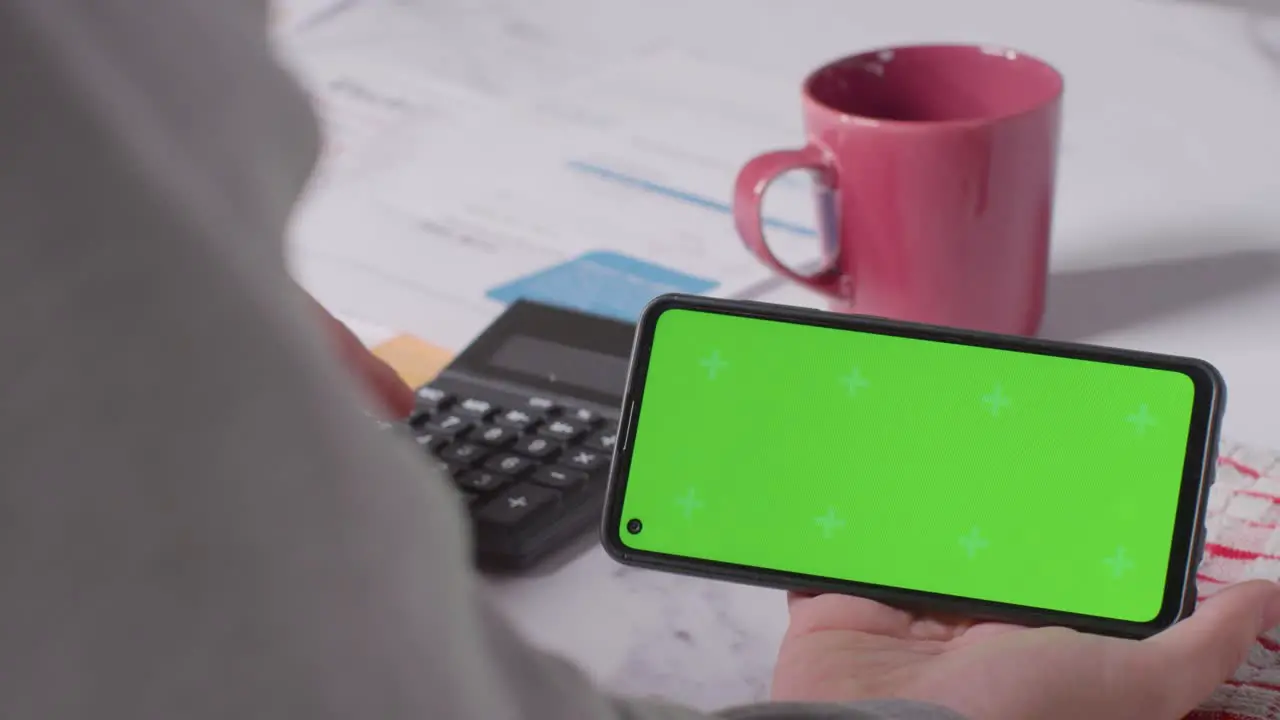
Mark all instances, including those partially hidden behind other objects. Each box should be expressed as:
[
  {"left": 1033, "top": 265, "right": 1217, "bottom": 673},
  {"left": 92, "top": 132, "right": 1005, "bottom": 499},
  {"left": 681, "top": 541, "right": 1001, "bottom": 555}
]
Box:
[{"left": 1191, "top": 441, "right": 1280, "bottom": 719}]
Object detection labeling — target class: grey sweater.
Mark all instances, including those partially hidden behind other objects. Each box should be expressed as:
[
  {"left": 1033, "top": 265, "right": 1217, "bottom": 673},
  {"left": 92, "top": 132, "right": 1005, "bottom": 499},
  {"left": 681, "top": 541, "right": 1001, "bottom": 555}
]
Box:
[{"left": 0, "top": 1, "right": 966, "bottom": 718}]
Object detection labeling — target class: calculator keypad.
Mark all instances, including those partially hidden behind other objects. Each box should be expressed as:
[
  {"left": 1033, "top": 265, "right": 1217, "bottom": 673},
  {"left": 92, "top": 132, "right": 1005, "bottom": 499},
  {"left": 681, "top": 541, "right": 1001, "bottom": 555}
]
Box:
[{"left": 402, "top": 383, "right": 617, "bottom": 571}]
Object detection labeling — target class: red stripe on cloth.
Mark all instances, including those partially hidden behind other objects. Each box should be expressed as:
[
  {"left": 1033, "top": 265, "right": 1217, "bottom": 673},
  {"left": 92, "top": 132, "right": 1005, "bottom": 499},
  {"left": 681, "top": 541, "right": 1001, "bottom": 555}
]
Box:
[
  {"left": 1233, "top": 489, "right": 1280, "bottom": 502},
  {"left": 1220, "top": 457, "right": 1265, "bottom": 479},
  {"left": 1255, "top": 635, "right": 1280, "bottom": 652},
  {"left": 1240, "top": 520, "right": 1280, "bottom": 530},
  {"left": 1205, "top": 543, "right": 1280, "bottom": 562},
  {"left": 1225, "top": 678, "right": 1280, "bottom": 693},
  {"left": 1188, "top": 710, "right": 1262, "bottom": 720}
]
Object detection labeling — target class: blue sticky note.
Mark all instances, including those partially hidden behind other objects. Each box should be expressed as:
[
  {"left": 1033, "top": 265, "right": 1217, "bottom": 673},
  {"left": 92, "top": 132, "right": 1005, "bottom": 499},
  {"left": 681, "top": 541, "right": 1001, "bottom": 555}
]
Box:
[{"left": 486, "top": 251, "right": 719, "bottom": 322}]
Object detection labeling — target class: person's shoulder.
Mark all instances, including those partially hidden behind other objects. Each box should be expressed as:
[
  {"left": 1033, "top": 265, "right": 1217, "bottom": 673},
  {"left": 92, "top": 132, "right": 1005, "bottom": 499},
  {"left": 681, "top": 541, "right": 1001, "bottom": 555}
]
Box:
[{"left": 0, "top": 0, "right": 318, "bottom": 257}]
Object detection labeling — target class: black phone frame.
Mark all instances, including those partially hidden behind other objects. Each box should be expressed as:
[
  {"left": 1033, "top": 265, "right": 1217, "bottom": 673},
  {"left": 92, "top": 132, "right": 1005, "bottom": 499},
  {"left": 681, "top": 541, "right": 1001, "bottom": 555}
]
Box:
[{"left": 600, "top": 293, "right": 1225, "bottom": 639}]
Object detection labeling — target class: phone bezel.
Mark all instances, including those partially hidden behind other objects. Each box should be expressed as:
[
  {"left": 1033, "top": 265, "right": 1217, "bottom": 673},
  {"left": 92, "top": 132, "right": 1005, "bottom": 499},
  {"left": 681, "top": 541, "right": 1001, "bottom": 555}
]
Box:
[{"left": 600, "top": 294, "right": 1225, "bottom": 639}]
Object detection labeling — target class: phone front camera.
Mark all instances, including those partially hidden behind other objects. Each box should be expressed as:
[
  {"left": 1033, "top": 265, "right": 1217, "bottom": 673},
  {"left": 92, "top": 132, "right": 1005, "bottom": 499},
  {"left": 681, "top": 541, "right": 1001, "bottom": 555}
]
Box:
[{"left": 626, "top": 518, "right": 643, "bottom": 535}]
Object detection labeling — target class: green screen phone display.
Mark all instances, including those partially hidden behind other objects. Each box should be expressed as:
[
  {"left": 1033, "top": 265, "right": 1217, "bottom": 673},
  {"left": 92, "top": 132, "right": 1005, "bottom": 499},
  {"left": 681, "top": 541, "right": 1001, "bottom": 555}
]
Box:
[{"left": 616, "top": 308, "right": 1200, "bottom": 623}]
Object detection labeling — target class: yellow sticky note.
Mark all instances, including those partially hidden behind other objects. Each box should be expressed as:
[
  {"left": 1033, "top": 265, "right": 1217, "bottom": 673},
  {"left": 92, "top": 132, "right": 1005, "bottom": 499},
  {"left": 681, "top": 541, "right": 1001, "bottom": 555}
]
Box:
[{"left": 372, "top": 334, "right": 455, "bottom": 388}]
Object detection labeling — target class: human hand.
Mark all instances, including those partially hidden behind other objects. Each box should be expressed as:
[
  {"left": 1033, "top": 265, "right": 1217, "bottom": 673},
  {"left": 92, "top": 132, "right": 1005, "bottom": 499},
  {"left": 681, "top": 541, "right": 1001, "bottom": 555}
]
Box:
[
  {"left": 308, "top": 298, "right": 415, "bottom": 419},
  {"left": 773, "top": 582, "right": 1280, "bottom": 720}
]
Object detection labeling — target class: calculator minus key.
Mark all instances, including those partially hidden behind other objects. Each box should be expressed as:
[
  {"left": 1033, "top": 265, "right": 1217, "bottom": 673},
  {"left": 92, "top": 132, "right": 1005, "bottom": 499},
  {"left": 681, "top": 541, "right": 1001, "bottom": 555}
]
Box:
[
  {"left": 531, "top": 465, "right": 588, "bottom": 491},
  {"left": 475, "top": 483, "right": 561, "bottom": 527}
]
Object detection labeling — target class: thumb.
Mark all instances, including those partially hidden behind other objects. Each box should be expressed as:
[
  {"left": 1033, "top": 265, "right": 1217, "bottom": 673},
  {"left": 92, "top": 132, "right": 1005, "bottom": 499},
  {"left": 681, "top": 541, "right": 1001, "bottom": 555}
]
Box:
[{"left": 1140, "top": 580, "right": 1280, "bottom": 714}]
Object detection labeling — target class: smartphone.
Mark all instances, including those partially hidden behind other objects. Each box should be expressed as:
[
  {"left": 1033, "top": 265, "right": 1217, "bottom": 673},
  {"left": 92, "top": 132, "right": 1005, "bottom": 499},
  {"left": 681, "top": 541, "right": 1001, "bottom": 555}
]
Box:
[{"left": 601, "top": 294, "right": 1224, "bottom": 639}]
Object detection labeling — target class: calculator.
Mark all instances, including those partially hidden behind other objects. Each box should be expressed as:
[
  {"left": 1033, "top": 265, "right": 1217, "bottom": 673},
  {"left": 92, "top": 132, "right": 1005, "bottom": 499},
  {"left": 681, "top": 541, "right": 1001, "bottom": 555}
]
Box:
[{"left": 397, "top": 300, "right": 635, "bottom": 573}]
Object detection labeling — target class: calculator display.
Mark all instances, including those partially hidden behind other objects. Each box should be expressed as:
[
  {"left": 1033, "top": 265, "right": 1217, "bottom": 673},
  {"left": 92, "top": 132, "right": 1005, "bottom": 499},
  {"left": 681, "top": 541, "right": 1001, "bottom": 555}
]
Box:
[
  {"left": 489, "top": 335, "right": 630, "bottom": 396},
  {"left": 452, "top": 300, "right": 636, "bottom": 410},
  {"left": 613, "top": 307, "right": 1206, "bottom": 624}
]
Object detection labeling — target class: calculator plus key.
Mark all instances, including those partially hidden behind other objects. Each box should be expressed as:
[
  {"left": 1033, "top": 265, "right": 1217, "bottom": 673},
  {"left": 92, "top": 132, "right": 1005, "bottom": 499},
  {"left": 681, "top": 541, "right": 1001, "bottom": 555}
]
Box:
[
  {"left": 565, "top": 449, "right": 609, "bottom": 472},
  {"left": 476, "top": 483, "right": 561, "bottom": 528},
  {"left": 532, "top": 466, "right": 588, "bottom": 491},
  {"left": 474, "top": 425, "right": 517, "bottom": 448},
  {"left": 538, "top": 418, "right": 587, "bottom": 442},
  {"left": 486, "top": 453, "right": 534, "bottom": 476},
  {"left": 440, "top": 442, "right": 488, "bottom": 466},
  {"left": 513, "top": 435, "right": 560, "bottom": 459}
]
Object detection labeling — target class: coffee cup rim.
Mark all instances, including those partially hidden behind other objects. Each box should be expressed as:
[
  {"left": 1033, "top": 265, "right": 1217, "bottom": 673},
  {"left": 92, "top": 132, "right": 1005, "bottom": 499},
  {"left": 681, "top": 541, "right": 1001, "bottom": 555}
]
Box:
[{"left": 802, "top": 43, "right": 1066, "bottom": 130}]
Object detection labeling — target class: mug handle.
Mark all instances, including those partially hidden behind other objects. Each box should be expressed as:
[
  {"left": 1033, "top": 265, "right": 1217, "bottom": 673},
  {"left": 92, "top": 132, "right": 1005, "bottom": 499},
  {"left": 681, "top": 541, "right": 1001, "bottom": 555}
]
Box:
[{"left": 732, "top": 145, "right": 850, "bottom": 300}]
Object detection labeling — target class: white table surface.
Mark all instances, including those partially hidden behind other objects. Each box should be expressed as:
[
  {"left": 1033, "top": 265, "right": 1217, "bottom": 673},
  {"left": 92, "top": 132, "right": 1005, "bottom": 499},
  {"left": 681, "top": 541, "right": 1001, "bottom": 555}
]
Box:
[{"left": 279, "top": 0, "right": 1280, "bottom": 710}]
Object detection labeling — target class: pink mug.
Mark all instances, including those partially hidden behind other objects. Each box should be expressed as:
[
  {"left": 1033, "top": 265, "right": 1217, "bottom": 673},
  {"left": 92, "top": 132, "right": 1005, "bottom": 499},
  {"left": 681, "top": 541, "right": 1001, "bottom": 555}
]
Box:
[{"left": 733, "top": 44, "right": 1064, "bottom": 335}]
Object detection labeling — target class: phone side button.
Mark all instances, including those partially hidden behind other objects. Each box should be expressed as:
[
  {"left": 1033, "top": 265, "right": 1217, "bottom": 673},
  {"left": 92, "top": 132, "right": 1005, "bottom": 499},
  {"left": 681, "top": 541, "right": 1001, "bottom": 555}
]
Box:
[{"left": 619, "top": 401, "right": 637, "bottom": 453}]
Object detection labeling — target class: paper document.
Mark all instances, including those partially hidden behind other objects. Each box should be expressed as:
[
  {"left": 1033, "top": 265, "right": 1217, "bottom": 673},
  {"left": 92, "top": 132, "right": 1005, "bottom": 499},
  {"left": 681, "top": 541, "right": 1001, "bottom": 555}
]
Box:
[
  {"left": 272, "top": 0, "right": 355, "bottom": 35},
  {"left": 289, "top": 46, "right": 833, "bottom": 350},
  {"left": 279, "top": 0, "right": 661, "bottom": 101},
  {"left": 370, "top": 51, "right": 827, "bottom": 292}
]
